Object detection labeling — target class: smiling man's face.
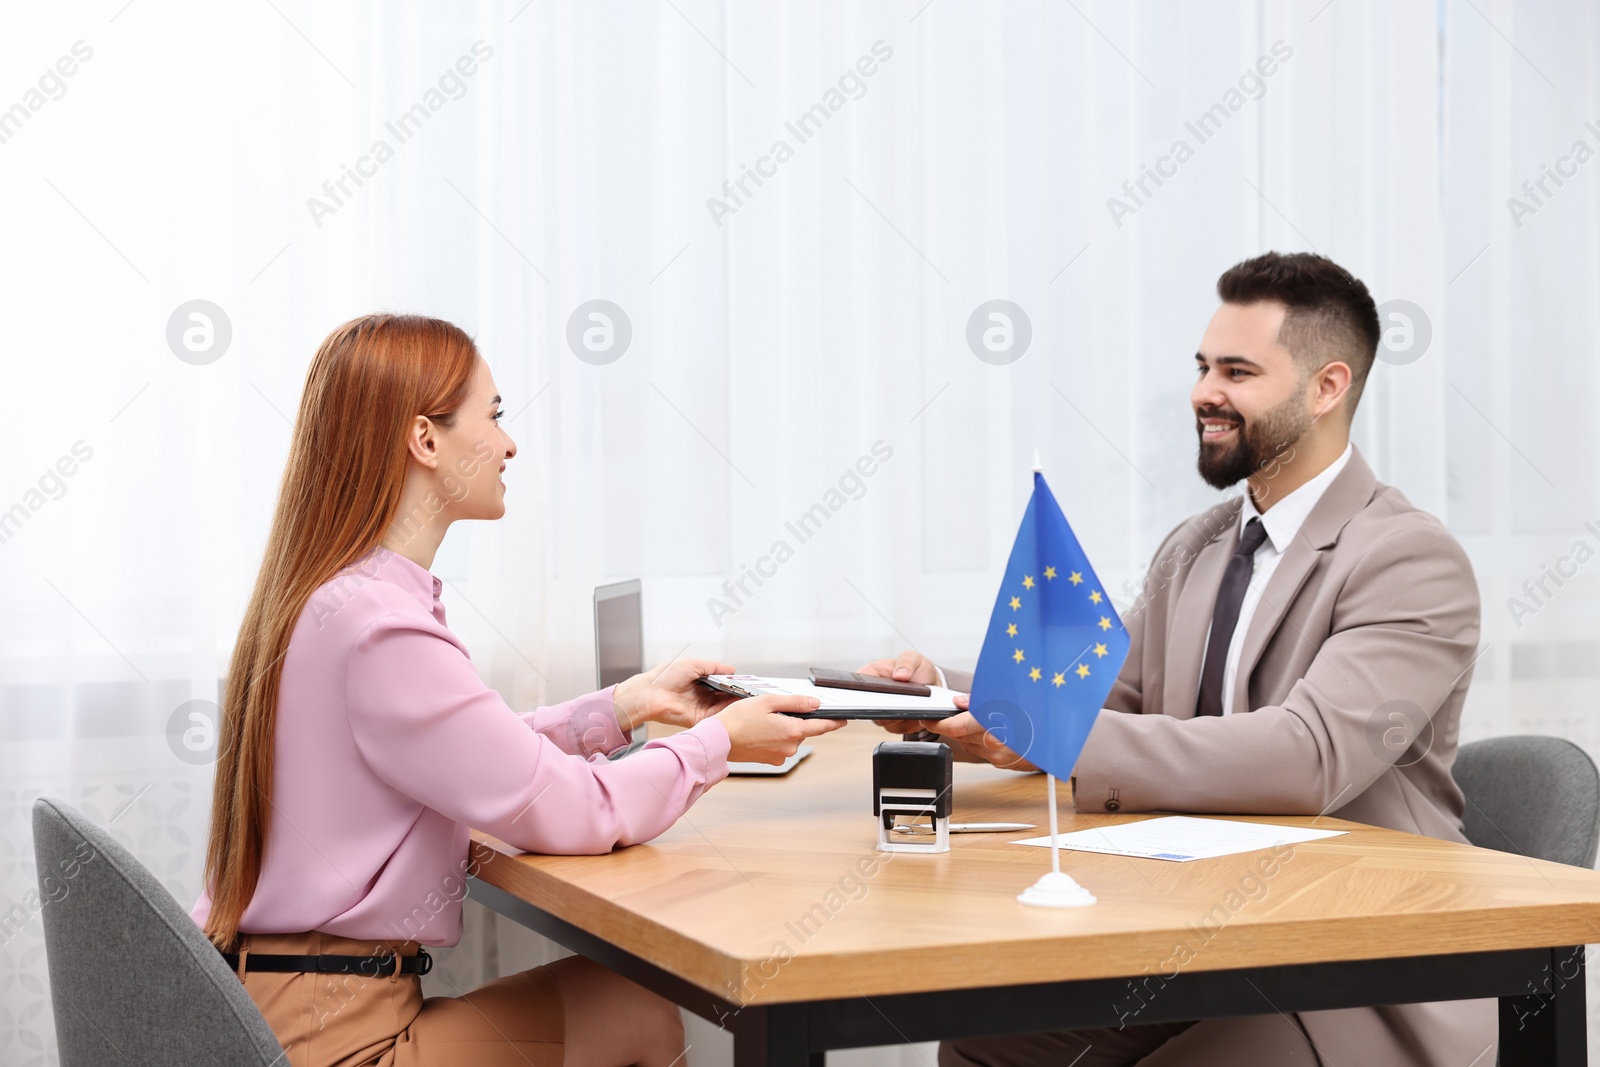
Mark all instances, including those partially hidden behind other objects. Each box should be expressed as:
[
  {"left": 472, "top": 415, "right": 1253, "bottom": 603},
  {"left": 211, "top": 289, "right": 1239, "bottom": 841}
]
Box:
[{"left": 1191, "top": 300, "right": 1314, "bottom": 491}]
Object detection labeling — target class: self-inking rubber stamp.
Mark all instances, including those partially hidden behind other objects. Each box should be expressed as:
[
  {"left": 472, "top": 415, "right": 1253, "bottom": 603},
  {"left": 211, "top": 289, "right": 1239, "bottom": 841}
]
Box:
[{"left": 873, "top": 740, "right": 953, "bottom": 853}]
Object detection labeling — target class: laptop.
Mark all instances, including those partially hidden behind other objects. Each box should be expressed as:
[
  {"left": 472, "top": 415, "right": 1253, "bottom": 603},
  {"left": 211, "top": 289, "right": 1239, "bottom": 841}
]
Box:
[
  {"left": 595, "top": 580, "right": 648, "bottom": 758},
  {"left": 592, "top": 579, "right": 811, "bottom": 775}
]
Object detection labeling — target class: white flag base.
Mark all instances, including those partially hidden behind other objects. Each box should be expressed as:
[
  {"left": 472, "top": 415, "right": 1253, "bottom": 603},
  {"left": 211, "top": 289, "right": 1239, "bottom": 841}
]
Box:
[
  {"left": 1019, "top": 775, "right": 1096, "bottom": 907},
  {"left": 1017, "top": 870, "right": 1098, "bottom": 908}
]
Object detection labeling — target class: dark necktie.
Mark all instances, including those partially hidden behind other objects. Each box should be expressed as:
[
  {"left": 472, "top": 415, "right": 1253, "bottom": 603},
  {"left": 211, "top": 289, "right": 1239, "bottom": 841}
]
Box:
[{"left": 1196, "top": 517, "right": 1269, "bottom": 717}]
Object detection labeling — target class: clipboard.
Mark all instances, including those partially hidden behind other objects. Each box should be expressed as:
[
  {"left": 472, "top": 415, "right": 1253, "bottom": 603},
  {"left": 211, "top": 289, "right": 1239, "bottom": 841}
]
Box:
[{"left": 698, "top": 674, "right": 963, "bottom": 720}]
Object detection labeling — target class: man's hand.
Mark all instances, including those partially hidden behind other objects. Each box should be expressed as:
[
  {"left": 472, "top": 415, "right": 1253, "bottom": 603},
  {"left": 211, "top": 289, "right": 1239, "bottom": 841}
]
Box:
[
  {"left": 856, "top": 649, "right": 939, "bottom": 686},
  {"left": 858, "top": 649, "right": 942, "bottom": 737},
  {"left": 878, "top": 694, "right": 1041, "bottom": 772},
  {"left": 916, "top": 696, "right": 1039, "bottom": 771},
  {"left": 612, "top": 658, "right": 737, "bottom": 732}
]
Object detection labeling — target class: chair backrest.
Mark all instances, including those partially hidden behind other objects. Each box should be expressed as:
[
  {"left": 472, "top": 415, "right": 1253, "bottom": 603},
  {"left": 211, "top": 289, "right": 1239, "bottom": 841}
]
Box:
[
  {"left": 1453, "top": 736, "right": 1600, "bottom": 869},
  {"left": 31, "top": 797, "right": 285, "bottom": 1066}
]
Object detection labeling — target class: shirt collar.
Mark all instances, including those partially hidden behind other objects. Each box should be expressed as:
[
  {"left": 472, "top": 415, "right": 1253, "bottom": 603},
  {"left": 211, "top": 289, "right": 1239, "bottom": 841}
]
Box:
[
  {"left": 342, "top": 546, "right": 443, "bottom": 610},
  {"left": 1239, "top": 443, "right": 1354, "bottom": 554}
]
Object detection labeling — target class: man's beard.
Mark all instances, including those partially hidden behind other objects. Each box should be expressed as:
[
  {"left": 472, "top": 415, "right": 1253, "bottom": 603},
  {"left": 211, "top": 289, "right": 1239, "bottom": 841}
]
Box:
[{"left": 1195, "top": 394, "right": 1311, "bottom": 490}]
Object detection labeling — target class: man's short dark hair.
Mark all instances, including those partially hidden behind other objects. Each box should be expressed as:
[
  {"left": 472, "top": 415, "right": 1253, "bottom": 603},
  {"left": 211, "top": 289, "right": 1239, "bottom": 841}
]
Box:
[{"left": 1216, "top": 252, "right": 1381, "bottom": 416}]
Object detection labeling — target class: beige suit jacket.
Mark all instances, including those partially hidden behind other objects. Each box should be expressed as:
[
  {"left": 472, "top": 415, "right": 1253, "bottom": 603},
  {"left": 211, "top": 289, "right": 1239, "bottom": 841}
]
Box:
[{"left": 947, "top": 448, "right": 1493, "bottom": 1067}]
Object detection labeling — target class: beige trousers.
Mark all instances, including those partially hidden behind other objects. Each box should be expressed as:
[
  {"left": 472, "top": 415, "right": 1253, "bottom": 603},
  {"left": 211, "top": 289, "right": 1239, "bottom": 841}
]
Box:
[{"left": 234, "top": 931, "right": 564, "bottom": 1067}]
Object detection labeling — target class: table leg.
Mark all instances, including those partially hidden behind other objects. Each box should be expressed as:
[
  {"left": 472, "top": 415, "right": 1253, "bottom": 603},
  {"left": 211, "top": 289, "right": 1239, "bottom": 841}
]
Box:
[
  {"left": 1499, "top": 945, "right": 1587, "bottom": 1066},
  {"left": 732, "top": 1004, "right": 818, "bottom": 1067}
]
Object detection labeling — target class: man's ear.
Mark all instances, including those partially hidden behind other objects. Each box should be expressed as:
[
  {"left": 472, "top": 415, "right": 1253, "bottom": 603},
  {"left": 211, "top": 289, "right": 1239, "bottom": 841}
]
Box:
[
  {"left": 402, "top": 414, "right": 442, "bottom": 469},
  {"left": 1311, "top": 361, "right": 1353, "bottom": 421}
]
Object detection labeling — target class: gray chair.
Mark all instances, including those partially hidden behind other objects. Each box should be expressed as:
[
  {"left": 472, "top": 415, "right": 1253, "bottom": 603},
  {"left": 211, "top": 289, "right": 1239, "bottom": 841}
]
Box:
[
  {"left": 32, "top": 797, "right": 285, "bottom": 1066},
  {"left": 1453, "top": 735, "right": 1600, "bottom": 868}
]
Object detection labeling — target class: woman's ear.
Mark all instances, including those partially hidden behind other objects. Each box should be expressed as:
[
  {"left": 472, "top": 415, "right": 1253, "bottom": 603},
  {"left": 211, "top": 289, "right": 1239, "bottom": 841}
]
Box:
[{"left": 402, "top": 414, "right": 442, "bottom": 469}]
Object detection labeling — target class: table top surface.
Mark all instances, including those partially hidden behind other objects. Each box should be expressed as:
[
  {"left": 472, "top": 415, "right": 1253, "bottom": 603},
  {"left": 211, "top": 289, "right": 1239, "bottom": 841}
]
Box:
[{"left": 472, "top": 724, "right": 1600, "bottom": 1005}]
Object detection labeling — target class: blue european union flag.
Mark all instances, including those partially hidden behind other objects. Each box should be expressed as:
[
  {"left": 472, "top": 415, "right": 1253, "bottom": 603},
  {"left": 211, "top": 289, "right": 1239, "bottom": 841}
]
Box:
[{"left": 969, "top": 472, "right": 1130, "bottom": 782}]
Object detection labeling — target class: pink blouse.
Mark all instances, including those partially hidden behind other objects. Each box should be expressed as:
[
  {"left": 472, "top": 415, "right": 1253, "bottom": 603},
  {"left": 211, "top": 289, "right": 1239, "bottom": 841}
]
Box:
[{"left": 191, "top": 548, "right": 730, "bottom": 946}]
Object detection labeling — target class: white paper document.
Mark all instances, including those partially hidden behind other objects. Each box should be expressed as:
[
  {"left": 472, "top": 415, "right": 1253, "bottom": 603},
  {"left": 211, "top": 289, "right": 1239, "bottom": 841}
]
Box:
[
  {"left": 700, "top": 674, "right": 963, "bottom": 717},
  {"left": 1015, "top": 815, "right": 1347, "bottom": 862}
]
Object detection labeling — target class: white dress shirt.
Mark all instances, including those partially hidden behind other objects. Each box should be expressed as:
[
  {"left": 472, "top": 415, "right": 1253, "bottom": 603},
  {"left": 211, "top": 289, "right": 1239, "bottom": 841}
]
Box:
[{"left": 1212, "top": 443, "right": 1353, "bottom": 716}]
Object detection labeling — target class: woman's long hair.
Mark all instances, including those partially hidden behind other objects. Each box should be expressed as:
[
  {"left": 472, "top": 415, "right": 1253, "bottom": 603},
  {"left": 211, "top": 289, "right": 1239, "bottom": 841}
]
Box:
[{"left": 202, "top": 314, "right": 479, "bottom": 947}]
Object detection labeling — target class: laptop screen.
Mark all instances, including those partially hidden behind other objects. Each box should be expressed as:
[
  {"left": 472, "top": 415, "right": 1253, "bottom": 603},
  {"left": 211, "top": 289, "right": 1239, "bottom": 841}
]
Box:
[{"left": 594, "top": 579, "right": 643, "bottom": 690}]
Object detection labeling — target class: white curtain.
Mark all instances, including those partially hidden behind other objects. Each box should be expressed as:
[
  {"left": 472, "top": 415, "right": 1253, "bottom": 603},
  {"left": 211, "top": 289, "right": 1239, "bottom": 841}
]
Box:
[{"left": 3, "top": 2, "right": 1598, "bottom": 1063}]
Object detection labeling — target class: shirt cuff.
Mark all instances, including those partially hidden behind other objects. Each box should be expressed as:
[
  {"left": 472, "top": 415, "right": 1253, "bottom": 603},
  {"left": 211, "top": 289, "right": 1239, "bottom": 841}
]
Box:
[
  {"left": 695, "top": 715, "right": 732, "bottom": 781},
  {"left": 646, "top": 716, "right": 732, "bottom": 786},
  {"left": 571, "top": 685, "right": 630, "bottom": 758}
]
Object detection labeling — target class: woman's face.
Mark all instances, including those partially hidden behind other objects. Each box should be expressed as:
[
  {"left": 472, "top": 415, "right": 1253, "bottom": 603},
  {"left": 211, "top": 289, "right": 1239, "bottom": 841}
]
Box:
[{"left": 435, "top": 358, "right": 517, "bottom": 521}]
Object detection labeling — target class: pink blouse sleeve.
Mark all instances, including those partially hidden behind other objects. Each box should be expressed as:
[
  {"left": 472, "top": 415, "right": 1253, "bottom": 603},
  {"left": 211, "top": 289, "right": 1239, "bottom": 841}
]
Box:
[
  {"left": 342, "top": 615, "right": 730, "bottom": 854},
  {"left": 519, "top": 690, "right": 632, "bottom": 758}
]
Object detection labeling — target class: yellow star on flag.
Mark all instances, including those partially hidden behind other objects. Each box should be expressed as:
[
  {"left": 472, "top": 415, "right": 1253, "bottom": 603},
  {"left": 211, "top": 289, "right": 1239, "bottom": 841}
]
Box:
[
  {"left": 1068, "top": 571, "right": 1083, "bottom": 585},
  {"left": 1044, "top": 566, "right": 1057, "bottom": 580},
  {"left": 1098, "top": 616, "right": 1112, "bottom": 631},
  {"left": 1006, "top": 623, "right": 1018, "bottom": 637},
  {"left": 1029, "top": 667, "right": 1042, "bottom": 682},
  {"left": 1076, "top": 664, "right": 1091, "bottom": 679},
  {"left": 1089, "top": 590, "right": 1103, "bottom": 604},
  {"left": 1051, "top": 672, "right": 1066, "bottom": 687},
  {"left": 1022, "top": 575, "right": 1035, "bottom": 590},
  {"left": 1093, "top": 643, "right": 1109, "bottom": 658},
  {"left": 1012, "top": 649, "right": 1025, "bottom": 663},
  {"left": 1010, "top": 596, "right": 1021, "bottom": 610}
]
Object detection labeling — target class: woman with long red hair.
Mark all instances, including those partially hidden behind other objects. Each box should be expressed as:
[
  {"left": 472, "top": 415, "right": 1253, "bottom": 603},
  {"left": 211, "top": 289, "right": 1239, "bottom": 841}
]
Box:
[{"left": 194, "top": 314, "right": 841, "bottom": 1066}]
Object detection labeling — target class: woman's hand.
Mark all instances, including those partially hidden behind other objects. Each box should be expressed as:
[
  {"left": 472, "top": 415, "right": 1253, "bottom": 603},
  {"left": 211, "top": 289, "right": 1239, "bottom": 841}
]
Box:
[
  {"left": 611, "top": 658, "right": 736, "bottom": 732},
  {"left": 715, "top": 695, "right": 847, "bottom": 765}
]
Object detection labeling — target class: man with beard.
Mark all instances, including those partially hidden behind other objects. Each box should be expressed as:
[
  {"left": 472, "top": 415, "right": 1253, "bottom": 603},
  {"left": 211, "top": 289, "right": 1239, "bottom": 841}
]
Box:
[{"left": 864, "top": 252, "right": 1491, "bottom": 1066}]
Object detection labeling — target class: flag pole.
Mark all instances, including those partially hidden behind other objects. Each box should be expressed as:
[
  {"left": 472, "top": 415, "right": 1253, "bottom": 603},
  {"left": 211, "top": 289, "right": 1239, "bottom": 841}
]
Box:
[
  {"left": 1047, "top": 773, "right": 1061, "bottom": 875},
  {"left": 1034, "top": 448, "right": 1065, "bottom": 880},
  {"left": 1017, "top": 447, "right": 1095, "bottom": 908}
]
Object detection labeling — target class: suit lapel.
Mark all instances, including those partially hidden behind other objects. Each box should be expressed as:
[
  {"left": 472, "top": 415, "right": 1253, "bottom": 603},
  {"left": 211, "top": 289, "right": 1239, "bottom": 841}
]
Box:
[
  {"left": 1229, "top": 448, "right": 1379, "bottom": 714},
  {"left": 1161, "top": 509, "right": 1239, "bottom": 719},
  {"left": 1229, "top": 543, "right": 1321, "bottom": 715}
]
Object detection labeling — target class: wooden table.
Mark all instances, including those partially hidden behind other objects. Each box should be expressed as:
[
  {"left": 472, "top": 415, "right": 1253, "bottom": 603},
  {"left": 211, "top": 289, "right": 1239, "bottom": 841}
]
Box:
[{"left": 469, "top": 724, "right": 1600, "bottom": 1065}]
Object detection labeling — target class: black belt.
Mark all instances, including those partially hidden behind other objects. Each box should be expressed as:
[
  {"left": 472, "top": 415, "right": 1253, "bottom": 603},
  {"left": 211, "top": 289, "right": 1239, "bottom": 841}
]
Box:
[{"left": 220, "top": 946, "right": 432, "bottom": 976}]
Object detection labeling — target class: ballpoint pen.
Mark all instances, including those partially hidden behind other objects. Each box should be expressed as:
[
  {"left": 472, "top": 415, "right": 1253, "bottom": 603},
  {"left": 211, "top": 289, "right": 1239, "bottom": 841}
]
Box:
[{"left": 892, "top": 822, "right": 1035, "bottom": 834}]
